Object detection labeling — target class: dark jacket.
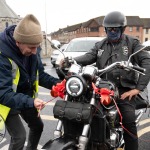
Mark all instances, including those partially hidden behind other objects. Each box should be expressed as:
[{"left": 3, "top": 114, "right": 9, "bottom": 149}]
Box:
[
  {"left": 75, "top": 34, "right": 150, "bottom": 91},
  {"left": 0, "top": 25, "right": 59, "bottom": 110}
]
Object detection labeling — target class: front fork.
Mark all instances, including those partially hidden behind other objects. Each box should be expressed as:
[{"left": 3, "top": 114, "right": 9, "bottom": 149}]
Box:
[
  {"left": 77, "top": 91, "right": 96, "bottom": 150},
  {"left": 135, "top": 109, "right": 144, "bottom": 127},
  {"left": 53, "top": 92, "right": 96, "bottom": 150},
  {"left": 54, "top": 94, "right": 68, "bottom": 139}
]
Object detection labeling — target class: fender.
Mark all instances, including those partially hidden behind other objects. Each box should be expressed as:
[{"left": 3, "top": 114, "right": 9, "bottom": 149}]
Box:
[{"left": 42, "top": 135, "right": 76, "bottom": 150}]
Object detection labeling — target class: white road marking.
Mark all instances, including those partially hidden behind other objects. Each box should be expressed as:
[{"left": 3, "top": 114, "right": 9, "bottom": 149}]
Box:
[
  {"left": 39, "top": 92, "right": 50, "bottom": 96},
  {"left": 138, "top": 118, "right": 150, "bottom": 126},
  {"left": 41, "top": 115, "right": 57, "bottom": 121},
  {"left": 45, "top": 102, "right": 55, "bottom": 106},
  {"left": 138, "top": 126, "right": 150, "bottom": 137},
  {"left": 45, "top": 68, "right": 53, "bottom": 71},
  {"left": 0, "top": 138, "right": 6, "bottom": 144}
]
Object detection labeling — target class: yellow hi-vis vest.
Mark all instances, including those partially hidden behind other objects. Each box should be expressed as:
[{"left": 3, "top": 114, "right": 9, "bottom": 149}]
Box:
[{"left": 0, "top": 57, "right": 39, "bottom": 122}]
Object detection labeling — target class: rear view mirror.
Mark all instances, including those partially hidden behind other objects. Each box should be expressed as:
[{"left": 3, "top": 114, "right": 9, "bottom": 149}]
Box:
[
  {"left": 51, "top": 40, "right": 61, "bottom": 49},
  {"left": 143, "top": 41, "right": 150, "bottom": 51},
  {"left": 127, "top": 46, "right": 147, "bottom": 65}
]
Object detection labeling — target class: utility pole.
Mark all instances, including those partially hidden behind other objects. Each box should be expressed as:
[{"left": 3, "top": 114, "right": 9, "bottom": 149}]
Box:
[{"left": 44, "top": 0, "right": 48, "bottom": 56}]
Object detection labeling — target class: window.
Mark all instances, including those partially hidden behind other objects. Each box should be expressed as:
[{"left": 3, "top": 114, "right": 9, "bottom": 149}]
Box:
[
  {"left": 5, "top": 22, "right": 9, "bottom": 27},
  {"left": 136, "top": 27, "right": 139, "bottom": 32},
  {"left": 145, "top": 38, "right": 148, "bottom": 41},
  {"left": 90, "top": 27, "right": 99, "bottom": 32},
  {"left": 145, "top": 29, "right": 149, "bottom": 34},
  {"left": 129, "top": 27, "right": 133, "bottom": 32}
]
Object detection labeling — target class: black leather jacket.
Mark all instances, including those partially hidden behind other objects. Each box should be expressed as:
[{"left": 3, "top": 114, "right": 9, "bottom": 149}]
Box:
[{"left": 75, "top": 34, "right": 150, "bottom": 91}]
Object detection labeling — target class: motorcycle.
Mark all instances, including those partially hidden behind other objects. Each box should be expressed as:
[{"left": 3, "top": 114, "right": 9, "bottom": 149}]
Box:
[{"left": 42, "top": 45, "right": 149, "bottom": 150}]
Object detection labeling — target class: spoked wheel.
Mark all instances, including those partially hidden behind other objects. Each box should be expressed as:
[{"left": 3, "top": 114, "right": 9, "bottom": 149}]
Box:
[{"left": 0, "top": 115, "right": 6, "bottom": 143}]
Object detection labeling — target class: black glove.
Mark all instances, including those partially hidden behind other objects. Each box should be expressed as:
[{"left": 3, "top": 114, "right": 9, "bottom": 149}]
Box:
[{"left": 56, "top": 67, "right": 66, "bottom": 80}]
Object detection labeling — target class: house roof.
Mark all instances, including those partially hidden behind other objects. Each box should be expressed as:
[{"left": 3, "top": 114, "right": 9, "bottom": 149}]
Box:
[
  {"left": 0, "top": 0, "right": 19, "bottom": 18},
  {"left": 141, "top": 18, "right": 150, "bottom": 28},
  {"left": 92, "top": 16, "right": 143, "bottom": 26},
  {"left": 126, "top": 16, "right": 143, "bottom": 26},
  {"left": 63, "top": 23, "right": 82, "bottom": 32},
  {"left": 53, "top": 15, "right": 146, "bottom": 34}
]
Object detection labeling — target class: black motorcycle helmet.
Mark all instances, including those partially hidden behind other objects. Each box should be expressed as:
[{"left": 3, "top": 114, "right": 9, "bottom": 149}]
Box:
[
  {"left": 103, "top": 11, "right": 127, "bottom": 41},
  {"left": 103, "top": 11, "right": 127, "bottom": 28}
]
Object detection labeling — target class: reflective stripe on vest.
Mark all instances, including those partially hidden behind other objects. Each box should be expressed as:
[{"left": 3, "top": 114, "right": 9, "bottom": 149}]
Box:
[
  {"left": 0, "top": 56, "right": 39, "bottom": 121},
  {"left": 9, "top": 58, "right": 20, "bottom": 92},
  {"left": 0, "top": 57, "right": 19, "bottom": 121},
  {"left": 33, "top": 71, "right": 39, "bottom": 98}
]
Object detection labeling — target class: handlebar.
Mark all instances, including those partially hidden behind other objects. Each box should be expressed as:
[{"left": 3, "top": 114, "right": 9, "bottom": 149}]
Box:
[
  {"left": 97, "top": 61, "right": 146, "bottom": 75},
  {"left": 131, "top": 65, "right": 146, "bottom": 73},
  {"left": 63, "top": 58, "right": 146, "bottom": 76}
]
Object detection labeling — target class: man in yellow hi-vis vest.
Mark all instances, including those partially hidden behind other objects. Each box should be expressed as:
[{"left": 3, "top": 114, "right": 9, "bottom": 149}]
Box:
[{"left": 0, "top": 14, "right": 60, "bottom": 150}]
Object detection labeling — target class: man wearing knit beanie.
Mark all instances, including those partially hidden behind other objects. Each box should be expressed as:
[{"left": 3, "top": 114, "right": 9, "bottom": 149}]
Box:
[
  {"left": 0, "top": 14, "right": 60, "bottom": 150},
  {"left": 14, "top": 14, "right": 43, "bottom": 44}
]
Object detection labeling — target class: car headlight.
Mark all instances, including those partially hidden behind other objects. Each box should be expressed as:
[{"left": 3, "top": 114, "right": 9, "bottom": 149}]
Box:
[{"left": 66, "top": 76, "right": 87, "bottom": 97}]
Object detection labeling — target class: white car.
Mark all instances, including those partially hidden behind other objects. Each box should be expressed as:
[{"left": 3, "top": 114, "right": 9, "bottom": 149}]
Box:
[
  {"left": 52, "top": 37, "right": 105, "bottom": 67},
  {"left": 51, "top": 43, "right": 68, "bottom": 67},
  {"left": 143, "top": 40, "right": 150, "bottom": 46}
]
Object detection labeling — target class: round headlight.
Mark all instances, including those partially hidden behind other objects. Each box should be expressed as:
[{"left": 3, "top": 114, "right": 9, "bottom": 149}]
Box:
[{"left": 66, "top": 76, "right": 86, "bottom": 97}]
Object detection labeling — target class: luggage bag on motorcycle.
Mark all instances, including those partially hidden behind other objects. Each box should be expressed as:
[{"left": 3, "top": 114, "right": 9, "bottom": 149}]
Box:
[{"left": 53, "top": 100, "right": 93, "bottom": 124}]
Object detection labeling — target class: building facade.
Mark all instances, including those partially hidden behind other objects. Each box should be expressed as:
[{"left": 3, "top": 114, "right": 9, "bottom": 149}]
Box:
[
  {"left": 0, "top": 0, "right": 52, "bottom": 58},
  {"left": 51, "top": 16, "right": 150, "bottom": 44}
]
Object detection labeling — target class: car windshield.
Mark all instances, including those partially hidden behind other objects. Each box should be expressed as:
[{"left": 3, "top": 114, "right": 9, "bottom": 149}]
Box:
[
  {"left": 65, "top": 40, "right": 99, "bottom": 52},
  {"left": 59, "top": 44, "right": 68, "bottom": 51}
]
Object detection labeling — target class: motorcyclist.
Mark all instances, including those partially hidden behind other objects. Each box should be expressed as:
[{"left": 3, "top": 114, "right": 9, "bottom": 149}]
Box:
[{"left": 57, "top": 11, "right": 150, "bottom": 150}]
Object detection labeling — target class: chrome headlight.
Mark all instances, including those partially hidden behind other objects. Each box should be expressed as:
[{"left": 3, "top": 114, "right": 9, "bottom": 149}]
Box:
[
  {"left": 83, "top": 66, "right": 97, "bottom": 81},
  {"left": 68, "top": 64, "right": 81, "bottom": 75},
  {"left": 66, "top": 76, "right": 86, "bottom": 97}
]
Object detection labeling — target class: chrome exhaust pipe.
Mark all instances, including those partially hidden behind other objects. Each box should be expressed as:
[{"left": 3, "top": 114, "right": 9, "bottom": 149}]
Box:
[{"left": 135, "top": 109, "right": 144, "bottom": 127}]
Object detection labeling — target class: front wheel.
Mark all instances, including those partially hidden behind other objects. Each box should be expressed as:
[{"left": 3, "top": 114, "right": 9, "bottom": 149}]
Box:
[{"left": 42, "top": 135, "right": 77, "bottom": 150}]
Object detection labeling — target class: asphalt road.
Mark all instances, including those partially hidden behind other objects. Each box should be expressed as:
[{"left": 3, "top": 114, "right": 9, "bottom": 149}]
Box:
[{"left": 0, "top": 58, "right": 150, "bottom": 150}]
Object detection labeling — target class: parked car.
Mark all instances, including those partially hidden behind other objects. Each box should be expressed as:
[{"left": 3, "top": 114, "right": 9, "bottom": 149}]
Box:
[
  {"left": 51, "top": 43, "right": 68, "bottom": 67},
  {"left": 143, "top": 40, "right": 150, "bottom": 46},
  {"left": 51, "top": 37, "right": 105, "bottom": 67}
]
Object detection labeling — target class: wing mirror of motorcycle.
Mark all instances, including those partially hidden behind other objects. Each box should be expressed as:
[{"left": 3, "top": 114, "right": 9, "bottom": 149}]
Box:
[
  {"left": 51, "top": 40, "right": 61, "bottom": 50},
  {"left": 127, "top": 46, "right": 150, "bottom": 66}
]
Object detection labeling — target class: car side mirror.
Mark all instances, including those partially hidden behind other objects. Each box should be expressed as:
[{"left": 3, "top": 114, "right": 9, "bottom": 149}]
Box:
[{"left": 51, "top": 40, "right": 61, "bottom": 50}]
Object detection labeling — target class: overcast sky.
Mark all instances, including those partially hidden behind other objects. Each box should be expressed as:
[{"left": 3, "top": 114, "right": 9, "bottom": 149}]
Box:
[{"left": 6, "top": 0, "right": 150, "bottom": 33}]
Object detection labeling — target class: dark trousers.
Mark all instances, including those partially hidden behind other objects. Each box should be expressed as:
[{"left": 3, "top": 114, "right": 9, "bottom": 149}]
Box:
[
  {"left": 117, "top": 89, "right": 138, "bottom": 150},
  {"left": 6, "top": 108, "right": 44, "bottom": 150}
]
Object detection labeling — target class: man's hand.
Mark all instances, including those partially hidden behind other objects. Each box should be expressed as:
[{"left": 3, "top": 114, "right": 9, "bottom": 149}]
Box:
[
  {"left": 34, "top": 98, "right": 46, "bottom": 110},
  {"left": 56, "top": 57, "right": 65, "bottom": 68},
  {"left": 121, "top": 89, "right": 140, "bottom": 101}
]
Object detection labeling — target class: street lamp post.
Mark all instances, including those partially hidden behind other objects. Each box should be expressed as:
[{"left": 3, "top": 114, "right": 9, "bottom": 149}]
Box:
[{"left": 45, "top": 0, "right": 48, "bottom": 56}]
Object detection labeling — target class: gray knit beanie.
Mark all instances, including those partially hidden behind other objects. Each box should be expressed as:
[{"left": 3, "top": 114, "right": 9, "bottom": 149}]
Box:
[{"left": 13, "top": 14, "right": 43, "bottom": 44}]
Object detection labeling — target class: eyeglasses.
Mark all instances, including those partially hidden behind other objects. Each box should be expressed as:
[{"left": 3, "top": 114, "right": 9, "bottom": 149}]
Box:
[{"left": 106, "top": 27, "right": 121, "bottom": 32}]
